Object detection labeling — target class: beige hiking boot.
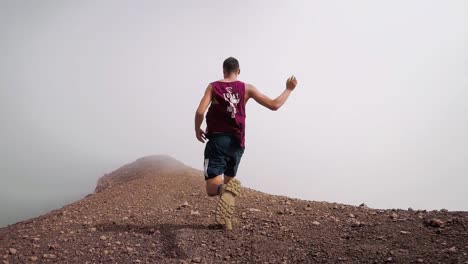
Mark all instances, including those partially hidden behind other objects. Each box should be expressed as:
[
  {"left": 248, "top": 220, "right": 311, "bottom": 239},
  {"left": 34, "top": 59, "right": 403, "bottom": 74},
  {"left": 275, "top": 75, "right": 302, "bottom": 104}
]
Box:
[{"left": 215, "top": 179, "right": 241, "bottom": 231}]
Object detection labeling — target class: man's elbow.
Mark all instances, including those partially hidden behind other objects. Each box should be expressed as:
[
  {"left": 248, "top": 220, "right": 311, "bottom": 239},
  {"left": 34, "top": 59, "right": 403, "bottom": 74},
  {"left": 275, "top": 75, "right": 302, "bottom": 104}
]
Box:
[
  {"left": 195, "top": 108, "right": 205, "bottom": 116},
  {"left": 269, "top": 101, "right": 280, "bottom": 111}
]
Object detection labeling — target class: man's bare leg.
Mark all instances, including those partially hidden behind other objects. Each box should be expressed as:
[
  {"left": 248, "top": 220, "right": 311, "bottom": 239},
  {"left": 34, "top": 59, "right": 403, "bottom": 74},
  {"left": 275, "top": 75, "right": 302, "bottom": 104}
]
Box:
[
  {"left": 206, "top": 175, "right": 224, "bottom": 197},
  {"left": 224, "top": 175, "right": 234, "bottom": 184}
]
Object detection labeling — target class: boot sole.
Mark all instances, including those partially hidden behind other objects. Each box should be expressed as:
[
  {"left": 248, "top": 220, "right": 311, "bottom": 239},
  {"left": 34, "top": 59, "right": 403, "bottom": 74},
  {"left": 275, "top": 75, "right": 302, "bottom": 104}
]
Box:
[{"left": 215, "top": 179, "right": 241, "bottom": 229}]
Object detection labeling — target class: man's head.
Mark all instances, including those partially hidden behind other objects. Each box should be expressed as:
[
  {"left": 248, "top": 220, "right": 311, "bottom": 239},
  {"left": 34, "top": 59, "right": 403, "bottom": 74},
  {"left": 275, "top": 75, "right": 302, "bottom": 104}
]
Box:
[{"left": 223, "top": 57, "right": 240, "bottom": 76}]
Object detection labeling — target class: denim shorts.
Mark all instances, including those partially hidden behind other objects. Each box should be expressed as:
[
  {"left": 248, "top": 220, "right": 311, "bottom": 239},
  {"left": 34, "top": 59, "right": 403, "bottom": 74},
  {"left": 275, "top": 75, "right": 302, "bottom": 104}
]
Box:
[{"left": 203, "top": 133, "right": 245, "bottom": 180}]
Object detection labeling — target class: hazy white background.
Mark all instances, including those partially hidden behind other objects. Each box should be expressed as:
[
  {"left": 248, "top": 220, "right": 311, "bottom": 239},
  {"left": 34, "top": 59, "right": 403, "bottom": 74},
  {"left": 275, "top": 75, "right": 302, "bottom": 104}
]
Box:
[{"left": 1, "top": 0, "right": 467, "bottom": 227}]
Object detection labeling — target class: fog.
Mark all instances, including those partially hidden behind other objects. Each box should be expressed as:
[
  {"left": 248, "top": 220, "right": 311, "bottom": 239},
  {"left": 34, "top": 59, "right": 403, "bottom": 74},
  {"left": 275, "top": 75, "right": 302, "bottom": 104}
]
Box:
[{"left": 1, "top": 0, "right": 467, "bottom": 227}]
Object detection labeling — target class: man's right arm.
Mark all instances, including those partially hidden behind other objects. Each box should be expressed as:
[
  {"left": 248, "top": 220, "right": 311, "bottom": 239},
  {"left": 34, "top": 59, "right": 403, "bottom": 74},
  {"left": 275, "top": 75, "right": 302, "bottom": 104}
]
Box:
[
  {"left": 194, "top": 84, "right": 212, "bottom": 143},
  {"left": 246, "top": 75, "right": 297, "bottom": 111}
]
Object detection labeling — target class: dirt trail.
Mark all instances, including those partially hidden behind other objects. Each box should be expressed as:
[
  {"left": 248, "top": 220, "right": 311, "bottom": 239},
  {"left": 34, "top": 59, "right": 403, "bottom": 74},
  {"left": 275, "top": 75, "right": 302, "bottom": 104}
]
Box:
[{"left": 1, "top": 155, "right": 467, "bottom": 263}]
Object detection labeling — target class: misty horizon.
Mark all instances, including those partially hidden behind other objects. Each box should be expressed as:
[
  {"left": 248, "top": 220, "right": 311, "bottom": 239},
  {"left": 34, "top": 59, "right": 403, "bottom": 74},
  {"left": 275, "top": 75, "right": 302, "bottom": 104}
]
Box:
[{"left": 1, "top": 1, "right": 468, "bottom": 228}]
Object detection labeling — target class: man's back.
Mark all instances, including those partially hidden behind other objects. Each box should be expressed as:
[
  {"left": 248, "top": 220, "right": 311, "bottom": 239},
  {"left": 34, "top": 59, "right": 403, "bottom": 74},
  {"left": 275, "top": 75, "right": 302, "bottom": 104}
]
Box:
[{"left": 206, "top": 80, "right": 246, "bottom": 147}]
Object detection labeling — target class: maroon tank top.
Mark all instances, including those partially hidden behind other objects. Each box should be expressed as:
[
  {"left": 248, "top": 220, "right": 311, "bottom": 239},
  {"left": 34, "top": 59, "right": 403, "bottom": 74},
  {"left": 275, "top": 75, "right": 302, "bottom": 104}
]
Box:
[{"left": 205, "top": 80, "right": 246, "bottom": 147}]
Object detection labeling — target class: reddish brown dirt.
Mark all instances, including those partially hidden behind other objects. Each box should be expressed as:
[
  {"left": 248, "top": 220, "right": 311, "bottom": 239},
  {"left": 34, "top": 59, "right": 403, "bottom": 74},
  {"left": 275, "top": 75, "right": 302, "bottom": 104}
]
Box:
[{"left": 1, "top": 155, "right": 467, "bottom": 264}]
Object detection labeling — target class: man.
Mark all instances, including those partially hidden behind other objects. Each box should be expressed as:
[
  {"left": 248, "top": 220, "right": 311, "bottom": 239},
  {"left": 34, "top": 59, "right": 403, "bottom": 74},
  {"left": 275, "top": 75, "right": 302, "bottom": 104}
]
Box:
[{"left": 194, "top": 57, "right": 297, "bottom": 230}]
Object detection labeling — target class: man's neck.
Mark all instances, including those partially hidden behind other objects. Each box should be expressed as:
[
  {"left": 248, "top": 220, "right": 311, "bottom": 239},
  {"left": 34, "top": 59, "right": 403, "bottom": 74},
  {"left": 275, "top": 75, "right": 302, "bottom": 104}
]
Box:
[{"left": 223, "top": 73, "right": 238, "bottom": 82}]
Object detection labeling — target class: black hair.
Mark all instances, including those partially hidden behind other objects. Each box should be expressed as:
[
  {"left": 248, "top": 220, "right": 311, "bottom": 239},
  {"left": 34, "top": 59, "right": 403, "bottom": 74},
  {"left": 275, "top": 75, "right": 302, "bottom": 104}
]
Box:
[{"left": 223, "top": 57, "right": 240, "bottom": 74}]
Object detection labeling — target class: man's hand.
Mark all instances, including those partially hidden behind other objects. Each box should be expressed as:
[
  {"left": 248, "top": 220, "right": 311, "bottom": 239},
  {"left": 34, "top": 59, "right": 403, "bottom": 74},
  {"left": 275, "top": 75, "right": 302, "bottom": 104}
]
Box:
[
  {"left": 286, "top": 75, "right": 298, "bottom": 91},
  {"left": 195, "top": 128, "right": 207, "bottom": 143}
]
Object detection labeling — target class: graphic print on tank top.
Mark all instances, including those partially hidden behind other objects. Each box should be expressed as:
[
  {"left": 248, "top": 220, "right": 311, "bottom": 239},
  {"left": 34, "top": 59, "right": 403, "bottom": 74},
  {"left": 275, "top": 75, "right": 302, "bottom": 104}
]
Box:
[{"left": 223, "top": 87, "right": 240, "bottom": 118}]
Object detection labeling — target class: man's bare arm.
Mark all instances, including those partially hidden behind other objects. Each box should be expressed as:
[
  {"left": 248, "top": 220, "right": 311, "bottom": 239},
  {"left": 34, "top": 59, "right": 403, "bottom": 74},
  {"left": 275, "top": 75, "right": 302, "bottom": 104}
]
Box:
[
  {"left": 247, "top": 75, "right": 297, "bottom": 111},
  {"left": 194, "top": 84, "right": 212, "bottom": 143}
]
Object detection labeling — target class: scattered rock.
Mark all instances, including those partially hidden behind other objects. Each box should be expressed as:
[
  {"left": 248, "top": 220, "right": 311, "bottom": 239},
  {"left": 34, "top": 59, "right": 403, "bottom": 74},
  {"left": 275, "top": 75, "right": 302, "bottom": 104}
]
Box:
[
  {"left": 447, "top": 246, "right": 457, "bottom": 253},
  {"left": 100, "top": 235, "right": 107, "bottom": 240},
  {"left": 350, "top": 218, "right": 363, "bottom": 227},
  {"left": 7, "top": 249, "right": 16, "bottom": 255},
  {"left": 30, "top": 256, "right": 38, "bottom": 261},
  {"left": 417, "top": 258, "right": 424, "bottom": 263},
  {"left": 192, "top": 257, "right": 202, "bottom": 263},
  {"left": 177, "top": 202, "right": 190, "bottom": 209},
  {"left": 190, "top": 210, "right": 200, "bottom": 216},
  {"left": 349, "top": 213, "right": 355, "bottom": 218},
  {"left": 90, "top": 227, "right": 97, "bottom": 232},
  {"left": 400, "top": 231, "right": 410, "bottom": 235},
  {"left": 249, "top": 208, "right": 261, "bottom": 212},
  {"left": 390, "top": 213, "right": 398, "bottom": 219},
  {"left": 425, "top": 218, "right": 444, "bottom": 228},
  {"left": 312, "top": 221, "right": 320, "bottom": 226},
  {"left": 43, "top": 254, "right": 57, "bottom": 259}
]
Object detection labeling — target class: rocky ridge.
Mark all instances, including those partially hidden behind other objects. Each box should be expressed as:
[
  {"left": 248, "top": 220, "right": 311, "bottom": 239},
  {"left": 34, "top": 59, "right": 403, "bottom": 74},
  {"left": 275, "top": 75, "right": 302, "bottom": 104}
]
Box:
[{"left": 1, "top": 155, "right": 467, "bottom": 263}]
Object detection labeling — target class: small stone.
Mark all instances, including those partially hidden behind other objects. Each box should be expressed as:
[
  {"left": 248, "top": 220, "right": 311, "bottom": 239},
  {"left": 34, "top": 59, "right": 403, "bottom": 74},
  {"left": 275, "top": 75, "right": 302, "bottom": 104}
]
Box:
[
  {"left": 349, "top": 213, "right": 355, "bottom": 218},
  {"left": 32, "top": 237, "right": 40, "bottom": 241},
  {"left": 90, "top": 227, "right": 97, "bottom": 232},
  {"left": 134, "top": 260, "right": 141, "bottom": 263},
  {"left": 48, "top": 243, "right": 59, "bottom": 250},
  {"left": 312, "top": 221, "right": 320, "bottom": 226},
  {"left": 386, "top": 257, "right": 393, "bottom": 262},
  {"left": 190, "top": 210, "right": 200, "bottom": 216},
  {"left": 359, "top": 203, "right": 367, "bottom": 208},
  {"left": 448, "top": 246, "right": 457, "bottom": 253},
  {"left": 440, "top": 208, "right": 448, "bottom": 213},
  {"left": 192, "top": 257, "right": 202, "bottom": 263},
  {"left": 425, "top": 218, "right": 444, "bottom": 228},
  {"left": 179, "top": 260, "right": 189, "bottom": 264},
  {"left": 350, "top": 218, "right": 363, "bottom": 227},
  {"left": 400, "top": 231, "right": 410, "bottom": 234},
  {"left": 30, "top": 256, "right": 38, "bottom": 261},
  {"left": 43, "top": 254, "right": 56, "bottom": 259},
  {"left": 417, "top": 259, "right": 424, "bottom": 263},
  {"left": 178, "top": 202, "right": 190, "bottom": 209},
  {"left": 122, "top": 216, "right": 129, "bottom": 220},
  {"left": 100, "top": 235, "right": 107, "bottom": 240},
  {"left": 7, "top": 249, "right": 16, "bottom": 255},
  {"left": 390, "top": 213, "right": 398, "bottom": 219},
  {"left": 249, "top": 208, "right": 261, "bottom": 212},
  {"left": 104, "top": 250, "right": 109, "bottom": 255},
  {"left": 224, "top": 255, "right": 231, "bottom": 260},
  {"left": 408, "top": 207, "right": 414, "bottom": 212},
  {"left": 3, "top": 260, "right": 9, "bottom": 264}
]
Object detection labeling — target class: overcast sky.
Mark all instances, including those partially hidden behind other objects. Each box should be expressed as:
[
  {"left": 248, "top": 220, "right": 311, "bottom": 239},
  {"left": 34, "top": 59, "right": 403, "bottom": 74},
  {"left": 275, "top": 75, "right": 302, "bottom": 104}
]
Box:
[{"left": 1, "top": 0, "right": 467, "bottom": 227}]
